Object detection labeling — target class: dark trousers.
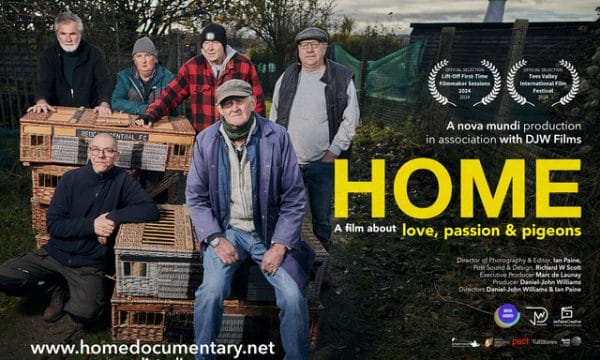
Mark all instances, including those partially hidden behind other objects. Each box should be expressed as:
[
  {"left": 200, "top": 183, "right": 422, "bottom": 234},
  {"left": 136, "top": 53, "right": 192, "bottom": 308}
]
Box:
[
  {"left": 300, "top": 161, "right": 334, "bottom": 248},
  {"left": 0, "top": 248, "right": 106, "bottom": 322}
]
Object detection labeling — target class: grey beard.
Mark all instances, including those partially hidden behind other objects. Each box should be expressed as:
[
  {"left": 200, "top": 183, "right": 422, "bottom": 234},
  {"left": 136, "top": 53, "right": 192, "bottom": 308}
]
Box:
[{"left": 59, "top": 40, "right": 81, "bottom": 53}]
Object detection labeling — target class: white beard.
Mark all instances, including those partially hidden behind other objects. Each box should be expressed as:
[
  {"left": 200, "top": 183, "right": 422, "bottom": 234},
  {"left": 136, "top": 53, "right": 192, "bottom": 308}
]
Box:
[{"left": 60, "top": 39, "right": 81, "bottom": 53}]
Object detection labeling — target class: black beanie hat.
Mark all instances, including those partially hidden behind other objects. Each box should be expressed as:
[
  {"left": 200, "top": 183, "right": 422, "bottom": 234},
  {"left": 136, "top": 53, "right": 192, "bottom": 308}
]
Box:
[{"left": 200, "top": 23, "right": 227, "bottom": 48}]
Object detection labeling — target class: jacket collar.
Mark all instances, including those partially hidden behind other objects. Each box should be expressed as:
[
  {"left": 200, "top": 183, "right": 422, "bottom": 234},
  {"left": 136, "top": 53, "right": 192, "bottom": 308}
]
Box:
[
  {"left": 84, "top": 161, "right": 118, "bottom": 181},
  {"left": 294, "top": 58, "right": 333, "bottom": 84},
  {"left": 132, "top": 65, "right": 158, "bottom": 82}
]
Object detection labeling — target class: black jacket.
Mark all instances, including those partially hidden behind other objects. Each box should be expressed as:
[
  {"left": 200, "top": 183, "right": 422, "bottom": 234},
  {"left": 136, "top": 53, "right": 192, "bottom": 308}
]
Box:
[
  {"left": 34, "top": 40, "right": 113, "bottom": 108},
  {"left": 45, "top": 163, "right": 160, "bottom": 268}
]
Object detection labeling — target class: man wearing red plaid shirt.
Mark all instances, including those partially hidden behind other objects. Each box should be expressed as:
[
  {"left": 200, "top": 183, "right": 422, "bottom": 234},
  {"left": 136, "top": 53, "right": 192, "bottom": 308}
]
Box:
[{"left": 135, "top": 23, "right": 265, "bottom": 132}]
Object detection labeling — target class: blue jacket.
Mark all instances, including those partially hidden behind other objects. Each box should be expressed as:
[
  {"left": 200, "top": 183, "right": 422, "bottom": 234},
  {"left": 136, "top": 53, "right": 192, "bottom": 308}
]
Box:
[
  {"left": 111, "top": 64, "right": 177, "bottom": 115},
  {"left": 46, "top": 163, "right": 160, "bottom": 268},
  {"left": 186, "top": 115, "right": 314, "bottom": 290}
]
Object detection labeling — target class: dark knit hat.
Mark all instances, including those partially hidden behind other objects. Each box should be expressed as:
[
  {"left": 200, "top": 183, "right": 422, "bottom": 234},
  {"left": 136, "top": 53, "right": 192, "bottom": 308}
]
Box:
[
  {"left": 132, "top": 36, "right": 157, "bottom": 57},
  {"left": 295, "top": 27, "right": 328, "bottom": 43},
  {"left": 200, "top": 23, "right": 227, "bottom": 48}
]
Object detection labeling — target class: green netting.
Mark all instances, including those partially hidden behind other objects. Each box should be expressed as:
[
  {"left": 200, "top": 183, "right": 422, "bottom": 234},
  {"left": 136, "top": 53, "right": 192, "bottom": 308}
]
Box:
[
  {"left": 331, "top": 40, "right": 426, "bottom": 102},
  {"left": 255, "top": 62, "right": 277, "bottom": 73},
  {"left": 329, "top": 45, "right": 362, "bottom": 88}
]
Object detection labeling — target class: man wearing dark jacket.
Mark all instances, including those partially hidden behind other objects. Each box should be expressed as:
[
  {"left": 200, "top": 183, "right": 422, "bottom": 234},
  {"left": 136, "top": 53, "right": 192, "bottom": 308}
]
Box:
[
  {"left": 0, "top": 133, "right": 159, "bottom": 323},
  {"left": 27, "top": 12, "right": 113, "bottom": 116}
]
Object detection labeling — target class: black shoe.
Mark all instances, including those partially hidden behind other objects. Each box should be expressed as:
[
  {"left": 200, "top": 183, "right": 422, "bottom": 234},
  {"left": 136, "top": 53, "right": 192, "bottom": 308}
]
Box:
[{"left": 43, "top": 288, "right": 66, "bottom": 322}]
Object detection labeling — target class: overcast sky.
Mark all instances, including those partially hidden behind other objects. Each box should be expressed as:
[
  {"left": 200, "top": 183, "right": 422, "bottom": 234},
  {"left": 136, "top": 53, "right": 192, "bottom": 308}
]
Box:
[{"left": 334, "top": 0, "right": 598, "bottom": 33}]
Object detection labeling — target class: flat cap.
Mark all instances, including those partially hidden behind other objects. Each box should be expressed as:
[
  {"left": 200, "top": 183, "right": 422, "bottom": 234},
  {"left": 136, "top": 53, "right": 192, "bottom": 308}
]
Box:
[
  {"left": 216, "top": 79, "right": 253, "bottom": 105},
  {"left": 295, "top": 27, "right": 328, "bottom": 43}
]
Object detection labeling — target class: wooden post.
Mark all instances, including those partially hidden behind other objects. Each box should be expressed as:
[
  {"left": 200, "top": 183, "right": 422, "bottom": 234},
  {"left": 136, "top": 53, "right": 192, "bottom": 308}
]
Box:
[
  {"left": 436, "top": 27, "right": 455, "bottom": 63},
  {"left": 495, "top": 19, "right": 529, "bottom": 123},
  {"left": 436, "top": 26, "right": 455, "bottom": 100},
  {"left": 359, "top": 39, "right": 369, "bottom": 111},
  {"left": 0, "top": 48, "right": 7, "bottom": 126},
  {"left": 427, "top": 27, "right": 456, "bottom": 136}
]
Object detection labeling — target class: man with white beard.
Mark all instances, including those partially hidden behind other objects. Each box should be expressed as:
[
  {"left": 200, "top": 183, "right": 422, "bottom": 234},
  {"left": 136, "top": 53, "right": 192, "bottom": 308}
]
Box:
[{"left": 28, "top": 12, "right": 113, "bottom": 116}]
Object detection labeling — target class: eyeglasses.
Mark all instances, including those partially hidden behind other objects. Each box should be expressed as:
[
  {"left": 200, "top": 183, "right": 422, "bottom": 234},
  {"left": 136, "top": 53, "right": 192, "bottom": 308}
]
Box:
[
  {"left": 89, "top": 147, "right": 118, "bottom": 157},
  {"left": 298, "top": 41, "right": 324, "bottom": 50}
]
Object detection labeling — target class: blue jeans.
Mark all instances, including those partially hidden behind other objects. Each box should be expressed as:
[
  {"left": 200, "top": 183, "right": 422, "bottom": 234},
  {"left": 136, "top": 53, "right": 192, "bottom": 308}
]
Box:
[
  {"left": 194, "top": 228, "right": 310, "bottom": 360},
  {"left": 300, "top": 161, "right": 334, "bottom": 247}
]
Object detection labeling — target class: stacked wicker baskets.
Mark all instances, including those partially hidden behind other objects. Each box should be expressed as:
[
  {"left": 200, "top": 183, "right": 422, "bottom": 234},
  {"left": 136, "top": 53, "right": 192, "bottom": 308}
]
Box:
[
  {"left": 20, "top": 107, "right": 196, "bottom": 248},
  {"left": 112, "top": 205, "right": 327, "bottom": 347},
  {"left": 29, "top": 164, "right": 78, "bottom": 248},
  {"left": 111, "top": 204, "right": 202, "bottom": 343},
  {"left": 20, "top": 106, "right": 196, "bottom": 171},
  {"left": 19, "top": 107, "right": 329, "bottom": 348}
]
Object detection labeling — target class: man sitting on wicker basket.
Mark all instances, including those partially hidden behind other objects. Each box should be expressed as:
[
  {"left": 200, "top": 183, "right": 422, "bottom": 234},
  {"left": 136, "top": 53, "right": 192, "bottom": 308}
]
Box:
[
  {"left": 0, "top": 133, "right": 160, "bottom": 325},
  {"left": 186, "top": 79, "right": 314, "bottom": 359}
]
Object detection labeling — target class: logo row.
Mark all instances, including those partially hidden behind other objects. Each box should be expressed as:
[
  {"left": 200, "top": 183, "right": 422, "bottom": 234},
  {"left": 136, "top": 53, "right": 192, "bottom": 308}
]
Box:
[
  {"left": 495, "top": 303, "right": 582, "bottom": 328},
  {"left": 451, "top": 335, "right": 582, "bottom": 348}
]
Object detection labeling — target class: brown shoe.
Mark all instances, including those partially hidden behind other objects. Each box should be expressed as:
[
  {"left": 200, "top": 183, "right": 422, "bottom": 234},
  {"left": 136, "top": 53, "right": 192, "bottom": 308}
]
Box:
[{"left": 43, "top": 287, "right": 66, "bottom": 322}]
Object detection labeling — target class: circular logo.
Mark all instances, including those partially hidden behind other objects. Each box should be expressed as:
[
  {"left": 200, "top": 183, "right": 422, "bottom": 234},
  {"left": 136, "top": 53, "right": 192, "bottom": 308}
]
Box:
[{"left": 494, "top": 303, "right": 521, "bottom": 328}]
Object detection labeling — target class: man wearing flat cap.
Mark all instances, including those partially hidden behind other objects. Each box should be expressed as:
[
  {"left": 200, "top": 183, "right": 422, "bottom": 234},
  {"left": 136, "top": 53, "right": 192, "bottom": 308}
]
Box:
[
  {"left": 136, "top": 23, "right": 265, "bottom": 132},
  {"left": 270, "top": 27, "right": 360, "bottom": 250},
  {"left": 187, "top": 79, "right": 314, "bottom": 359}
]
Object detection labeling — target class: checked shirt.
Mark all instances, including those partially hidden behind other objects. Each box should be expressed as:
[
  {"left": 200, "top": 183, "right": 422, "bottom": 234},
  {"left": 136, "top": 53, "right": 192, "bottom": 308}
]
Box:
[{"left": 145, "top": 52, "right": 265, "bottom": 132}]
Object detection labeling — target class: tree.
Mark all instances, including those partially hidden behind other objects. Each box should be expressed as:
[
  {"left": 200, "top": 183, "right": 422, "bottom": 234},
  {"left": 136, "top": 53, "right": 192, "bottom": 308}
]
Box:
[
  {"left": 219, "top": 0, "right": 336, "bottom": 75},
  {"left": 0, "top": 0, "right": 57, "bottom": 45},
  {"left": 0, "top": 0, "right": 212, "bottom": 35},
  {"left": 0, "top": 0, "right": 215, "bottom": 71},
  {"left": 337, "top": 16, "right": 356, "bottom": 43},
  {"left": 330, "top": 23, "right": 406, "bottom": 61}
]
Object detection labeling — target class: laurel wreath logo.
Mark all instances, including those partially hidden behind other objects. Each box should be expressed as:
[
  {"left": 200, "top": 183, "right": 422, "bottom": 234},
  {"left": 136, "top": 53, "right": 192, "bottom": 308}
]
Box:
[
  {"left": 551, "top": 59, "right": 579, "bottom": 107},
  {"left": 428, "top": 59, "right": 456, "bottom": 107},
  {"left": 507, "top": 59, "right": 534, "bottom": 107},
  {"left": 473, "top": 59, "right": 501, "bottom": 107}
]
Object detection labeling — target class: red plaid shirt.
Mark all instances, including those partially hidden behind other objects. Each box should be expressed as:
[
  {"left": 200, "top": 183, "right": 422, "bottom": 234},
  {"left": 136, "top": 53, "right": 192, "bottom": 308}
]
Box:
[{"left": 145, "top": 52, "right": 265, "bottom": 132}]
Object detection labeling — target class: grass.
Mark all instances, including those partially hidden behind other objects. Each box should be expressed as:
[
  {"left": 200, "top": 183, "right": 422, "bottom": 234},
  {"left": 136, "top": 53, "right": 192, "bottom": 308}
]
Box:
[
  {"left": 0, "top": 130, "right": 35, "bottom": 307},
  {"left": 0, "top": 131, "right": 34, "bottom": 258}
]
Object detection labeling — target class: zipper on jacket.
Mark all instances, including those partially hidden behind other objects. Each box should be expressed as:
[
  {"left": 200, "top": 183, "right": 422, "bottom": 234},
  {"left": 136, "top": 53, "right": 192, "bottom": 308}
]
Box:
[{"left": 129, "top": 76, "right": 144, "bottom": 101}]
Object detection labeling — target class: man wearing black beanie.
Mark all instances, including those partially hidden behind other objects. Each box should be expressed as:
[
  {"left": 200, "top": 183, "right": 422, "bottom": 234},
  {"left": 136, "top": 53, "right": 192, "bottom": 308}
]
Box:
[
  {"left": 136, "top": 23, "right": 265, "bottom": 132},
  {"left": 200, "top": 23, "right": 228, "bottom": 50}
]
